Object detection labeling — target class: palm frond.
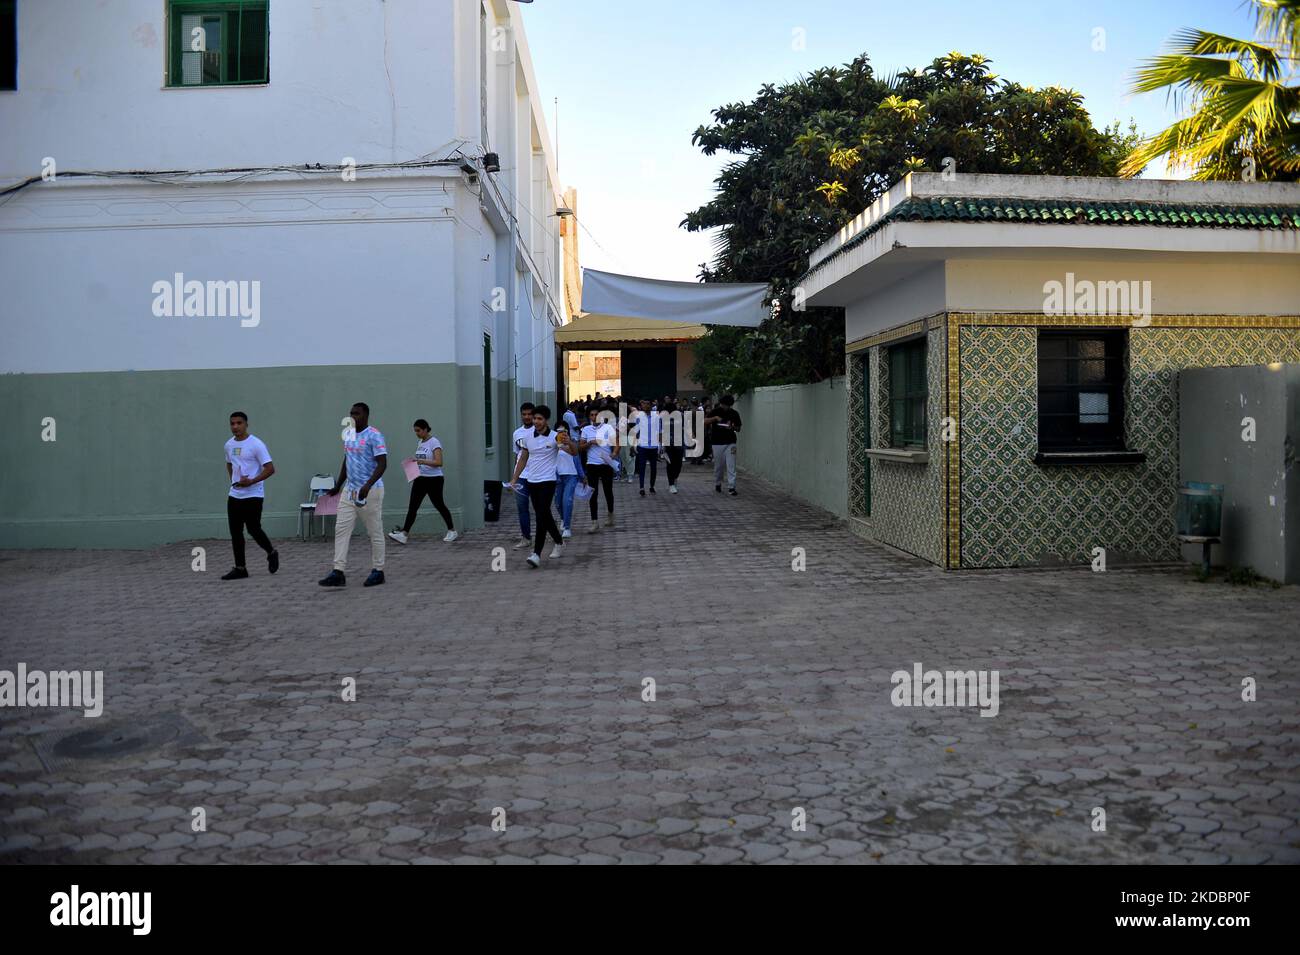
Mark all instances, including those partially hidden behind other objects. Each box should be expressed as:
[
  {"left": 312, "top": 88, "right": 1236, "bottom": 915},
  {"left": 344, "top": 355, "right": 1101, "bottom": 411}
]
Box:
[
  {"left": 1164, "top": 27, "right": 1282, "bottom": 80},
  {"left": 1129, "top": 53, "right": 1240, "bottom": 96},
  {"left": 1251, "top": 0, "right": 1300, "bottom": 56}
]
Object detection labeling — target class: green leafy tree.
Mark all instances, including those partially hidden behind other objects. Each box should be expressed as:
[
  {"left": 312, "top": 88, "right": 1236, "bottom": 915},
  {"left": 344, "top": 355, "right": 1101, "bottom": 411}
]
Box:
[
  {"left": 1121, "top": 0, "right": 1299, "bottom": 180},
  {"left": 683, "top": 52, "right": 1139, "bottom": 392}
]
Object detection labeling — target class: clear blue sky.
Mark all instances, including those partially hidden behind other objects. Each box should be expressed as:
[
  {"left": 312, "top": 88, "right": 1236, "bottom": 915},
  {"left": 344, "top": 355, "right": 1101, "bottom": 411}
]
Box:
[{"left": 520, "top": 0, "right": 1258, "bottom": 281}]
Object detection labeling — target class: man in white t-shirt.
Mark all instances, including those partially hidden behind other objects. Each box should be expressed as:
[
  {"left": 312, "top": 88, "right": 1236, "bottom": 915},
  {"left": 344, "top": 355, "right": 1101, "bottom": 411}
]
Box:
[
  {"left": 508, "top": 404, "right": 570, "bottom": 568},
  {"left": 222, "top": 411, "right": 278, "bottom": 580},
  {"left": 510, "top": 403, "right": 535, "bottom": 549},
  {"left": 578, "top": 404, "right": 618, "bottom": 533},
  {"left": 562, "top": 403, "right": 579, "bottom": 430}
]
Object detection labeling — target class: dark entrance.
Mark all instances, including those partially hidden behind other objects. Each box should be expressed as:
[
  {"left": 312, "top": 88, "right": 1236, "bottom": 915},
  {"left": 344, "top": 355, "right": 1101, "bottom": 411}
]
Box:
[{"left": 619, "top": 347, "right": 676, "bottom": 401}]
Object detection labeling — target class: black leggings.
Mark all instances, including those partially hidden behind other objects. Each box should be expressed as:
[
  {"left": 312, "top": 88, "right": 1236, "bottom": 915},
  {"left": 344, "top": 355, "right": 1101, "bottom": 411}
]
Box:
[
  {"left": 666, "top": 446, "right": 684, "bottom": 485},
  {"left": 228, "top": 496, "right": 273, "bottom": 567},
  {"left": 527, "top": 480, "right": 563, "bottom": 554},
  {"left": 586, "top": 463, "right": 615, "bottom": 519},
  {"left": 403, "top": 476, "right": 454, "bottom": 532}
]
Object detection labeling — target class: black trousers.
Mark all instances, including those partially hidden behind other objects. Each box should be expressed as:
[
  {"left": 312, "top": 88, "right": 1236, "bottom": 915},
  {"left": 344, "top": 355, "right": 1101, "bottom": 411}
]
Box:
[
  {"left": 527, "top": 480, "right": 563, "bottom": 554},
  {"left": 635, "top": 446, "right": 659, "bottom": 488},
  {"left": 665, "top": 446, "right": 685, "bottom": 485},
  {"left": 403, "top": 475, "right": 454, "bottom": 532},
  {"left": 228, "top": 496, "right": 273, "bottom": 567},
  {"left": 586, "top": 463, "right": 615, "bottom": 519}
]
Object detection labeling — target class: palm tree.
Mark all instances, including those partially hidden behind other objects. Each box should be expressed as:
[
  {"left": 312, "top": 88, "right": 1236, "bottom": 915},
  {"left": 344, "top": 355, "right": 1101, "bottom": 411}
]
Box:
[{"left": 1121, "top": 0, "right": 1299, "bottom": 180}]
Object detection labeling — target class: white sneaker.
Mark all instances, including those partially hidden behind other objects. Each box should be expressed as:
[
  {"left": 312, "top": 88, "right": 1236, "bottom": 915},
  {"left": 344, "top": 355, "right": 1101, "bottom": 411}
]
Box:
[
  {"left": 669, "top": 485, "right": 678, "bottom": 494},
  {"left": 549, "top": 544, "right": 564, "bottom": 559},
  {"left": 443, "top": 530, "right": 458, "bottom": 542},
  {"left": 562, "top": 528, "right": 572, "bottom": 539},
  {"left": 587, "top": 521, "right": 600, "bottom": 534},
  {"left": 387, "top": 529, "right": 408, "bottom": 545},
  {"left": 513, "top": 536, "right": 531, "bottom": 549},
  {"left": 526, "top": 553, "right": 541, "bottom": 568}
]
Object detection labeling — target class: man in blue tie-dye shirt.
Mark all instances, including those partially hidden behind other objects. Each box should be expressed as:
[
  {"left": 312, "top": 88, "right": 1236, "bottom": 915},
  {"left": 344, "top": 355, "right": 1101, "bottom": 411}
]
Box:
[{"left": 320, "top": 401, "right": 388, "bottom": 588}]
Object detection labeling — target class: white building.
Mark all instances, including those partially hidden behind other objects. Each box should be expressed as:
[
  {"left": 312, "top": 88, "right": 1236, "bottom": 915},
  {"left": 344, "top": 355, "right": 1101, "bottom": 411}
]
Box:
[{"left": 0, "top": 0, "right": 565, "bottom": 547}]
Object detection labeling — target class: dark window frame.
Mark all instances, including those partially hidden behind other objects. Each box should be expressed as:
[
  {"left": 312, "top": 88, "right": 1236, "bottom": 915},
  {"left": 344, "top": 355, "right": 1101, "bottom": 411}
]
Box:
[
  {"left": 1036, "top": 328, "right": 1128, "bottom": 453},
  {"left": 483, "top": 332, "right": 494, "bottom": 449},
  {"left": 888, "top": 336, "right": 927, "bottom": 448},
  {"left": 0, "top": 0, "right": 16, "bottom": 92},
  {"left": 166, "top": 0, "right": 268, "bottom": 88}
]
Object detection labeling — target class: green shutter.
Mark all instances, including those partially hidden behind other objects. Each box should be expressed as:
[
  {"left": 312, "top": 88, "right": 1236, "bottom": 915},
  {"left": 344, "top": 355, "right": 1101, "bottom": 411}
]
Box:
[
  {"left": 483, "top": 334, "right": 493, "bottom": 448},
  {"left": 861, "top": 355, "right": 871, "bottom": 516},
  {"left": 167, "top": 0, "right": 268, "bottom": 87},
  {"left": 887, "top": 337, "right": 927, "bottom": 448}
]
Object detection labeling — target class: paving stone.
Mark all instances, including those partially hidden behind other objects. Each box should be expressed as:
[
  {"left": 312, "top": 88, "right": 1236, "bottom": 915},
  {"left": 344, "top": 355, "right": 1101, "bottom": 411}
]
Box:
[{"left": 0, "top": 466, "right": 1296, "bottom": 865}]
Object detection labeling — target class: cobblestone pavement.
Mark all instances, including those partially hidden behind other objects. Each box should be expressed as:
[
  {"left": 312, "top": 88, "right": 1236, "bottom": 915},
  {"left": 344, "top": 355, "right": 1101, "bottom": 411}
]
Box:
[{"left": 2, "top": 463, "right": 1298, "bottom": 865}]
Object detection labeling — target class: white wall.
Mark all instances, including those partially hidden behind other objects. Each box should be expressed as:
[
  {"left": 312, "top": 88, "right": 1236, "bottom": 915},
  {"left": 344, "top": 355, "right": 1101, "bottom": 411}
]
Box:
[
  {"left": 944, "top": 254, "right": 1300, "bottom": 316},
  {"left": 837, "top": 251, "right": 1300, "bottom": 344},
  {"left": 844, "top": 262, "right": 946, "bottom": 344},
  {"left": 0, "top": 0, "right": 458, "bottom": 172},
  {"left": 1, "top": 0, "right": 564, "bottom": 375},
  {"left": 0, "top": 172, "right": 463, "bottom": 373}
]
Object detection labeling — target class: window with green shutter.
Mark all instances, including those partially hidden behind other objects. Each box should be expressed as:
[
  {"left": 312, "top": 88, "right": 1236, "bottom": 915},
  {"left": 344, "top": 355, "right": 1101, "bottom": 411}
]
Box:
[
  {"left": 167, "top": 0, "right": 268, "bottom": 87},
  {"left": 888, "top": 337, "right": 927, "bottom": 448}
]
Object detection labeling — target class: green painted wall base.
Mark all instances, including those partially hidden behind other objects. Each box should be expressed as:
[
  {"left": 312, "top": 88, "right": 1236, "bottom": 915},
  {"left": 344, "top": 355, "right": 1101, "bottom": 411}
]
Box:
[{"left": 0, "top": 362, "right": 510, "bottom": 549}]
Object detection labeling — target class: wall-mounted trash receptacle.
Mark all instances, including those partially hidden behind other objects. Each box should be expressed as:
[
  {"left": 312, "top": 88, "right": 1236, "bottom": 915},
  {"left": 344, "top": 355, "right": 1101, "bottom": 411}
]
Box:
[
  {"left": 483, "top": 480, "right": 502, "bottom": 523},
  {"left": 1176, "top": 482, "right": 1223, "bottom": 538}
]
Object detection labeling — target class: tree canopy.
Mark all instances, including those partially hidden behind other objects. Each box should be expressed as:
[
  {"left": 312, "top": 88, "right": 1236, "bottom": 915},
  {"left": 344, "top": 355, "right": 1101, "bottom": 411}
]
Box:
[{"left": 682, "top": 52, "right": 1139, "bottom": 393}]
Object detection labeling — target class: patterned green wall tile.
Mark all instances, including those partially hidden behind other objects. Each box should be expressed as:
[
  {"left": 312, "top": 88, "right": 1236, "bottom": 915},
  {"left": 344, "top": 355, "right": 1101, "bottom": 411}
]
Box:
[
  {"left": 958, "top": 323, "right": 1300, "bottom": 568},
  {"left": 854, "top": 330, "right": 947, "bottom": 564}
]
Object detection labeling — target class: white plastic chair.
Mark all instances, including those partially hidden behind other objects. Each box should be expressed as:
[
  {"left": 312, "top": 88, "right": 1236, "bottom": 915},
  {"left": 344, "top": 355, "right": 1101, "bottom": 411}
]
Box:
[{"left": 299, "top": 474, "right": 337, "bottom": 540}]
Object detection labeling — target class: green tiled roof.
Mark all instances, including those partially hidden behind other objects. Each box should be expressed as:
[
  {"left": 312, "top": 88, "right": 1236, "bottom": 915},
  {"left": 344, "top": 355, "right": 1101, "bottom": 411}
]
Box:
[
  {"left": 803, "top": 194, "right": 1300, "bottom": 284},
  {"left": 893, "top": 196, "right": 1299, "bottom": 228}
]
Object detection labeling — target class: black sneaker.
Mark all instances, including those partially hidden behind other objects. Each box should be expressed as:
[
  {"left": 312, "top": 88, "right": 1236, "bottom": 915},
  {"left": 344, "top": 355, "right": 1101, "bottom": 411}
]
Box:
[
  {"left": 318, "top": 570, "right": 346, "bottom": 587},
  {"left": 221, "top": 567, "right": 249, "bottom": 581},
  {"left": 729, "top": 488, "right": 738, "bottom": 497},
  {"left": 650, "top": 487, "right": 656, "bottom": 494},
  {"left": 363, "top": 569, "right": 386, "bottom": 587},
  {"left": 715, "top": 484, "right": 722, "bottom": 493},
  {"left": 267, "top": 550, "right": 279, "bottom": 574},
  {"left": 639, "top": 489, "right": 646, "bottom": 497}
]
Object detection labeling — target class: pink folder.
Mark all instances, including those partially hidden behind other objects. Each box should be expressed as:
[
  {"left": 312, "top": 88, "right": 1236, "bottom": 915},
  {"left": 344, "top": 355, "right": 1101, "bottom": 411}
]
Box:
[
  {"left": 314, "top": 491, "right": 340, "bottom": 516},
  {"left": 402, "top": 458, "right": 421, "bottom": 482}
]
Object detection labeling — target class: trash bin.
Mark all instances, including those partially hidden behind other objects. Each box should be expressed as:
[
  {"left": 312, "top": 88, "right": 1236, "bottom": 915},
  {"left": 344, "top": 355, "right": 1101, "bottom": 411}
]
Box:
[
  {"left": 483, "top": 479, "right": 502, "bottom": 523},
  {"left": 1176, "top": 482, "right": 1223, "bottom": 538}
]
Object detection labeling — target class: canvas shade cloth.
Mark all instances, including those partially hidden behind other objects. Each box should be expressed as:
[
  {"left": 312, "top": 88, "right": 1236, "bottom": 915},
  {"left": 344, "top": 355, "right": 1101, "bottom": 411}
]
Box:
[
  {"left": 555, "top": 311, "right": 707, "bottom": 345},
  {"left": 578, "top": 269, "right": 769, "bottom": 328}
]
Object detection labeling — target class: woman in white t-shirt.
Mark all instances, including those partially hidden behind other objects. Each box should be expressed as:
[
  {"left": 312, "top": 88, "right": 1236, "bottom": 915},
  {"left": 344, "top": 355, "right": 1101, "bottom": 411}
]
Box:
[
  {"left": 388, "top": 419, "right": 457, "bottom": 545},
  {"left": 508, "top": 404, "right": 572, "bottom": 567},
  {"left": 578, "top": 403, "right": 618, "bottom": 532}
]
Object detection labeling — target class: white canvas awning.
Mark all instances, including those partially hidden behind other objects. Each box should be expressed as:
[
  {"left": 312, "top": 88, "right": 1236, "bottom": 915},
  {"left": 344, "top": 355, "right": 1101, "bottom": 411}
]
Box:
[
  {"left": 579, "top": 268, "right": 769, "bottom": 328},
  {"left": 555, "top": 312, "right": 707, "bottom": 346}
]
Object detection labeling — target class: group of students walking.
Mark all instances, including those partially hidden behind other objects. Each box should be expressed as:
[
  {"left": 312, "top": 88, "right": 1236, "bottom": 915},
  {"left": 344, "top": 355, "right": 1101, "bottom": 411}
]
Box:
[{"left": 217, "top": 392, "right": 742, "bottom": 584}]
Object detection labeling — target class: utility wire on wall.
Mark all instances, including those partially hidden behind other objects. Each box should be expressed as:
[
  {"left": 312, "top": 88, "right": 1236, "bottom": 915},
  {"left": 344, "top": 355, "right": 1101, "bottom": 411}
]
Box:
[{"left": 0, "top": 150, "right": 476, "bottom": 200}]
